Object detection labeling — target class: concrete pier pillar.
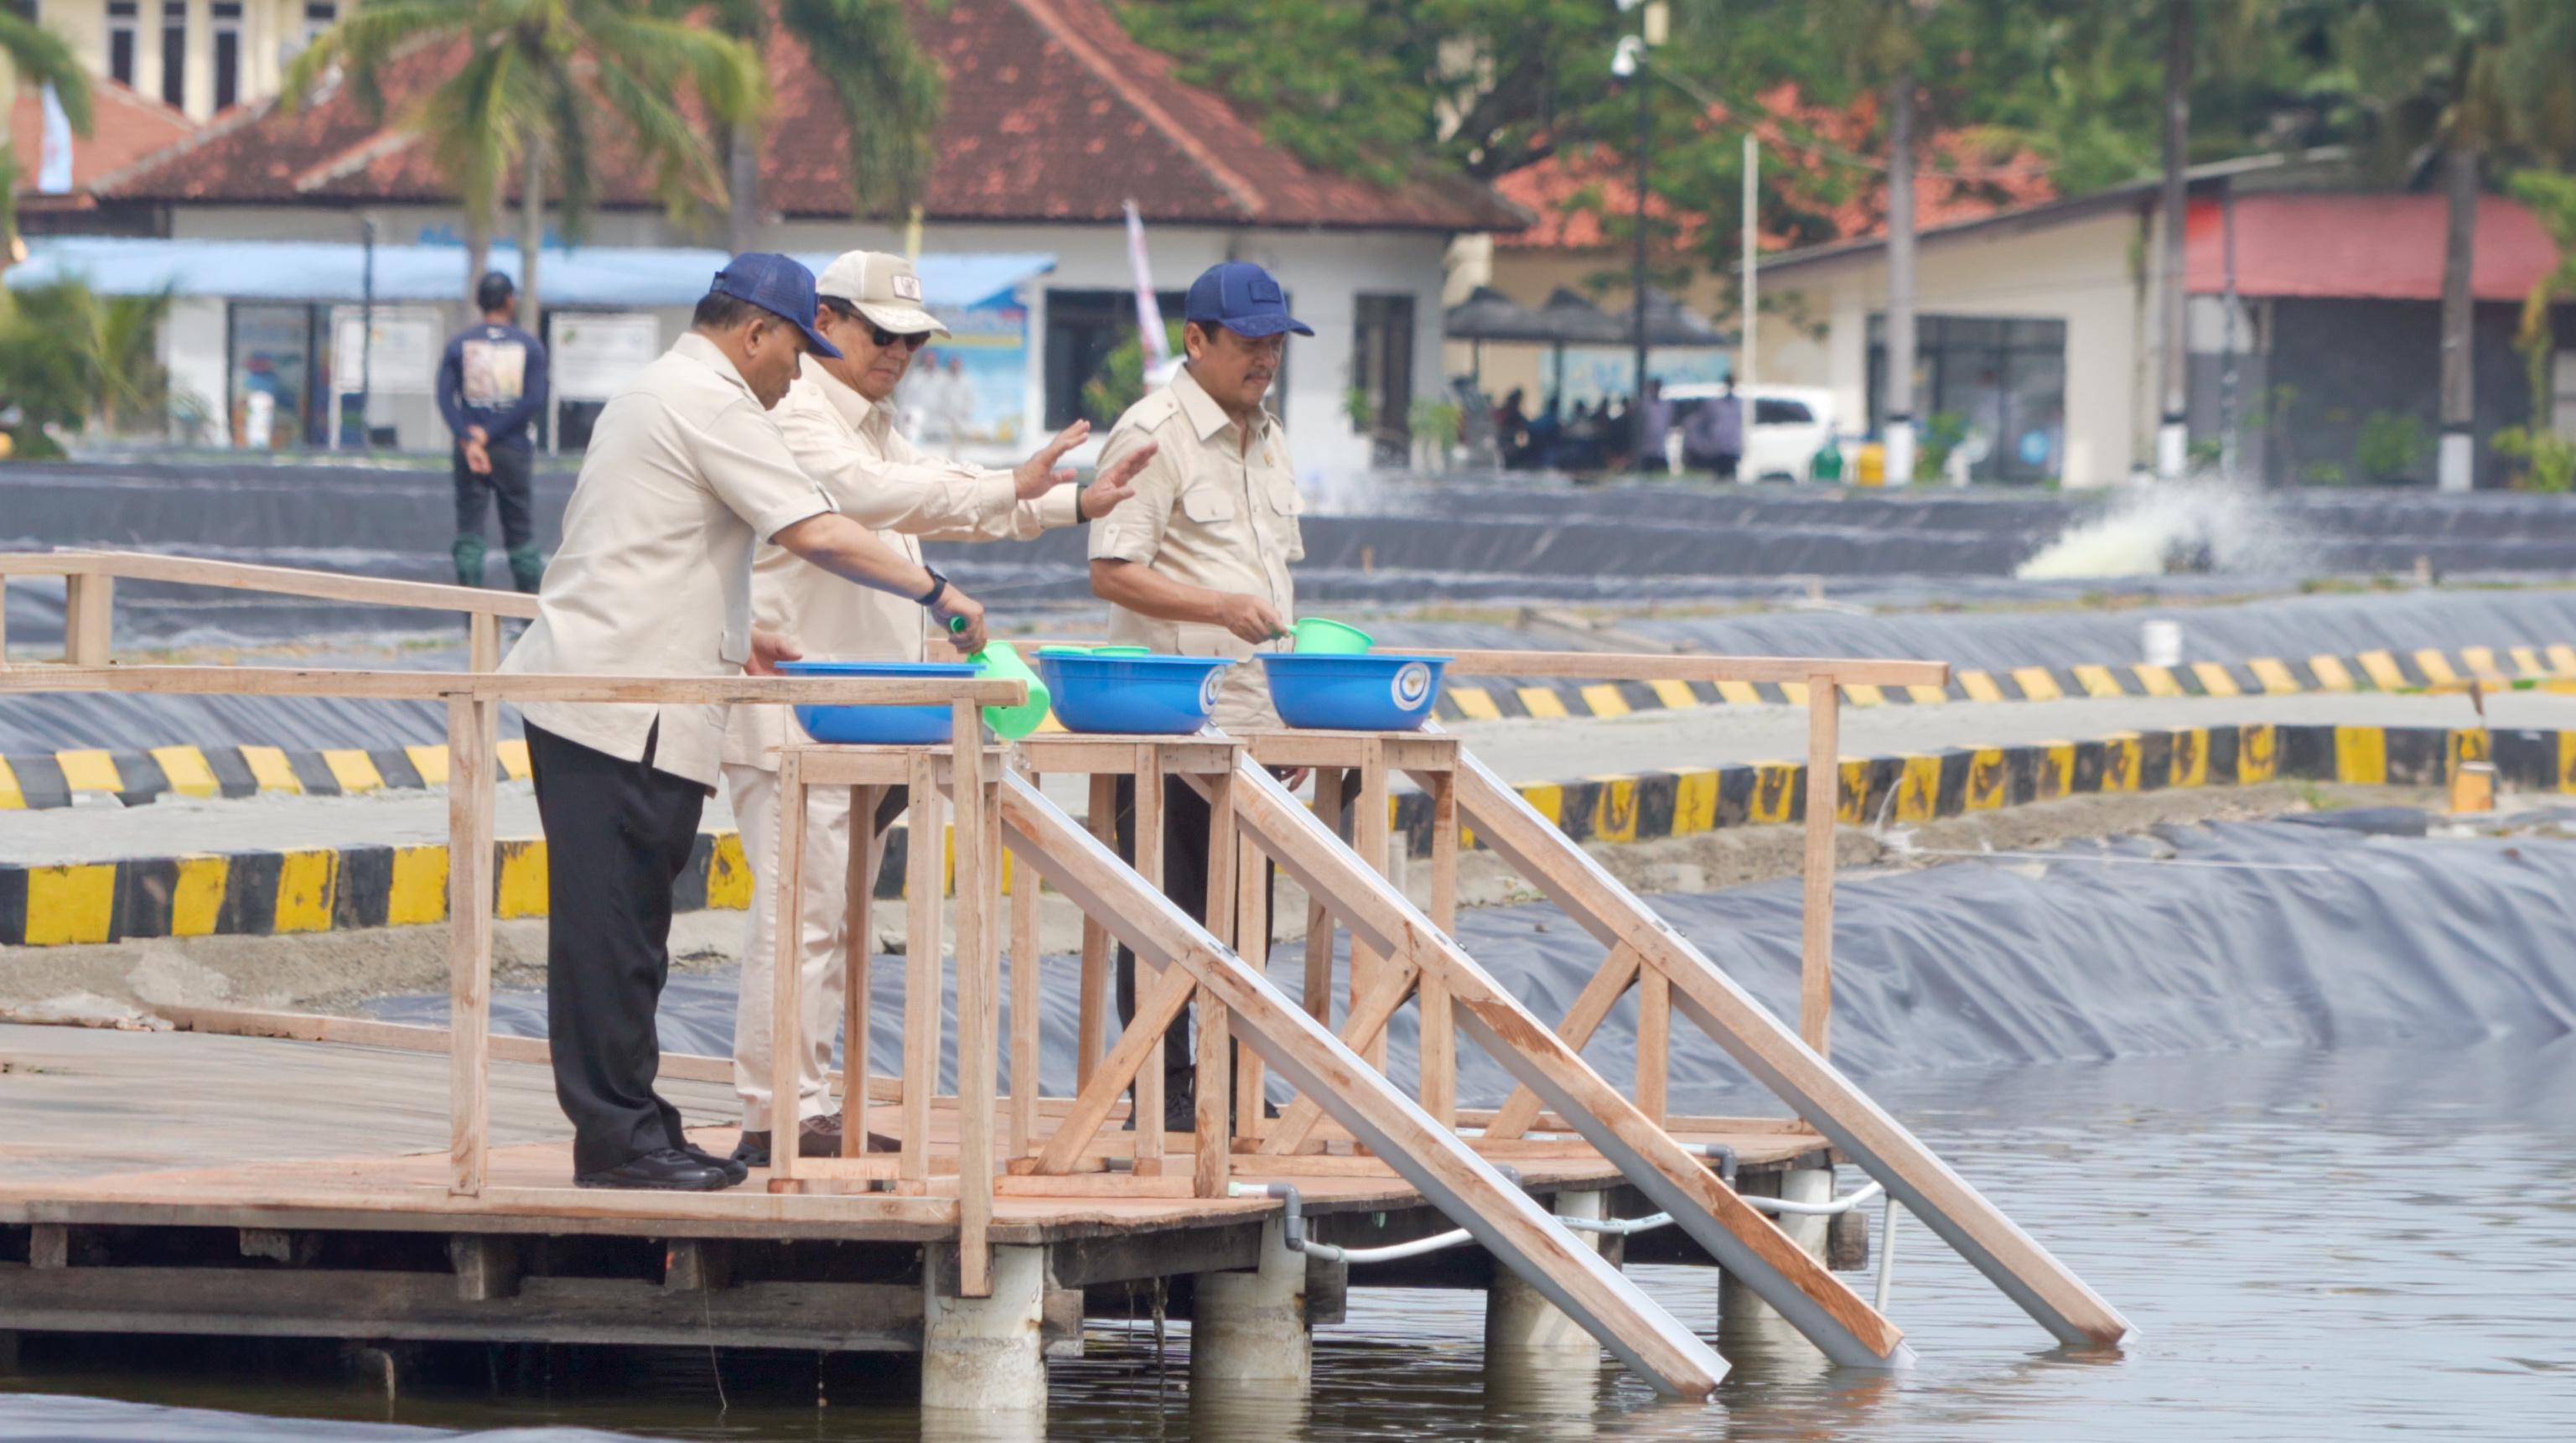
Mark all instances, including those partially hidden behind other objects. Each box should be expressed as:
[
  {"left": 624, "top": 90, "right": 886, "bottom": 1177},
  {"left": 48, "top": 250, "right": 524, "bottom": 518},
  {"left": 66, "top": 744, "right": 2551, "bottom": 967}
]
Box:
[
  {"left": 921, "top": 1243, "right": 1048, "bottom": 1418},
  {"left": 1721, "top": 1165, "right": 1833, "bottom": 1330},
  {"left": 1485, "top": 1190, "right": 1609, "bottom": 1368},
  {"left": 1190, "top": 1219, "right": 1311, "bottom": 1388}
]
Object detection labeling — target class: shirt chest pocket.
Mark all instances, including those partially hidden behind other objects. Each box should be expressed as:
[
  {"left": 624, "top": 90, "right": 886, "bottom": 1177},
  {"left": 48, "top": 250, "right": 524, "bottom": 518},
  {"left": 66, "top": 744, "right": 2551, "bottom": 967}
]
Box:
[
  {"left": 1179, "top": 488, "right": 1237, "bottom": 528},
  {"left": 1257, "top": 472, "right": 1305, "bottom": 561}
]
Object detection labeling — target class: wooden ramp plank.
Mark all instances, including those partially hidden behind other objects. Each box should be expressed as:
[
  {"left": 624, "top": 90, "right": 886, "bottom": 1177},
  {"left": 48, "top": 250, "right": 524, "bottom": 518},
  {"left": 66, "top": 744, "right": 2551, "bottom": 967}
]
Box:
[
  {"left": 994, "top": 773, "right": 1727, "bottom": 1400},
  {"left": 1219, "top": 760, "right": 1910, "bottom": 1370},
  {"left": 1449, "top": 745, "right": 2133, "bottom": 1351}
]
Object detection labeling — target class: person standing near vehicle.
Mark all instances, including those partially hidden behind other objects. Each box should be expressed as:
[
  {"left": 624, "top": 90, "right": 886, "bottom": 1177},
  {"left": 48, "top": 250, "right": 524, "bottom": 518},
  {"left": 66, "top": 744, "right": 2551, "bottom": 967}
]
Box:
[
  {"left": 1685, "top": 376, "right": 1744, "bottom": 481},
  {"left": 438, "top": 272, "right": 552, "bottom": 592},
  {"left": 1088, "top": 260, "right": 1307, "bottom": 1131},
  {"left": 720, "top": 250, "right": 1153, "bottom": 1169},
  {"left": 503, "top": 253, "right": 991, "bottom": 1192}
]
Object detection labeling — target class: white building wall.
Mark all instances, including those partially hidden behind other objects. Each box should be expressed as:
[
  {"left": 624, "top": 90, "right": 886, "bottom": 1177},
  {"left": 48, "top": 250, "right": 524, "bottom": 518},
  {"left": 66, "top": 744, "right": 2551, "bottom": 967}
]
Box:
[
  {"left": 169, "top": 205, "right": 1453, "bottom": 489},
  {"left": 1754, "top": 209, "right": 2153, "bottom": 488},
  {"left": 160, "top": 293, "right": 228, "bottom": 444}
]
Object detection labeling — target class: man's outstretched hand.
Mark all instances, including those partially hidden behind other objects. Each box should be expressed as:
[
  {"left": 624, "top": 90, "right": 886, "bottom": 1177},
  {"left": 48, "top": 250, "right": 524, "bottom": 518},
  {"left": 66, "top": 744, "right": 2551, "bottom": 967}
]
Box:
[
  {"left": 1079, "top": 439, "right": 1158, "bottom": 519},
  {"left": 1013, "top": 420, "right": 1091, "bottom": 501}
]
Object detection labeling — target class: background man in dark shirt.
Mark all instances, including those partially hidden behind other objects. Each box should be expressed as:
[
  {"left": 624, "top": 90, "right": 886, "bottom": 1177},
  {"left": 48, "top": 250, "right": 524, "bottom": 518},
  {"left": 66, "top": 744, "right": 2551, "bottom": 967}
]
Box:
[{"left": 438, "top": 272, "right": 552, "bottom": 591}]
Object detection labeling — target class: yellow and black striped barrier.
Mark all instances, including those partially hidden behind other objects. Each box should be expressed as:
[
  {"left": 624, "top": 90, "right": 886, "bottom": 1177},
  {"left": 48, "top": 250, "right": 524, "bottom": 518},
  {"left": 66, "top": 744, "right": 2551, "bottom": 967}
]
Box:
[
  {"left": 5, "top": 642, "right": 2571, "bottom": 811},
  {"left": 2, "top": 720, "right": 2537, "bottom": 947}
]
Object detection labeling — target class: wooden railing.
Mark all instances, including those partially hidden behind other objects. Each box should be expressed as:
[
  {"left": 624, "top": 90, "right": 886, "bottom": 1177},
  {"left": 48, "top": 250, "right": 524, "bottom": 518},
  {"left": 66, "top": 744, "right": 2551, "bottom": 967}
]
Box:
[
  {"left": 0, "top": 550, "right": 539, "bottom": 671},
  {"left": 0, "top": 664, "right": 1024, "bottom": 1206}
]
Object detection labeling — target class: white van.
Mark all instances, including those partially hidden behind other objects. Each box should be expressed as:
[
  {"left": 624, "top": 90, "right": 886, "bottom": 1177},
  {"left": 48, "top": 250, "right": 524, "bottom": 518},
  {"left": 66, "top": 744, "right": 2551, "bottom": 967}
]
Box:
[{"left": 1661, "top": 383, "right": 1839, "bottom": 482}]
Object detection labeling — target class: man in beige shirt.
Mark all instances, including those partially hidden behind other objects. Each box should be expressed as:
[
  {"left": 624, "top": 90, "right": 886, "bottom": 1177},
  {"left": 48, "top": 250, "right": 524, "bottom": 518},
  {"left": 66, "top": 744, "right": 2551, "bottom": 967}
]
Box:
[
  {"left": 722, "top": 251, "right": 1155, "bottom": 1167},
  {"left": 503, "top": 254, "right": 989, "bottom": 1192},
  {"left": 1088, "top": 261, "right": 1309, "bottom": 1129}
]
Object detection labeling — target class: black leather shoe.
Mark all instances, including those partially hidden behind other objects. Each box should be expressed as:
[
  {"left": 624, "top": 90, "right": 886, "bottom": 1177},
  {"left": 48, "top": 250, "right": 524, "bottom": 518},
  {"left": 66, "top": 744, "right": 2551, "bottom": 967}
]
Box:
[
  {"left": 574, "top": 1148, "right": 729, "bottom": 1191},
  {"left": 679, "top": 1142, "right": 749, "bottom": 1186}
]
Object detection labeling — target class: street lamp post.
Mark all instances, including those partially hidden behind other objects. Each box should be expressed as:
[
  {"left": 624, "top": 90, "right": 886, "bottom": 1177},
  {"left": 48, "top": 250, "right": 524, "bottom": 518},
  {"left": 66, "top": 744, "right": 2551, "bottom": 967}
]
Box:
[{"left": 1614, "top": 3, "right": 1666, "bottom": 436}]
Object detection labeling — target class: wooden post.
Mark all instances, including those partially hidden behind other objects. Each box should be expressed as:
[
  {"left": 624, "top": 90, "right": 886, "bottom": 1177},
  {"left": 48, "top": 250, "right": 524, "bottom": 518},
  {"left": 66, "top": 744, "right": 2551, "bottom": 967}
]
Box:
[
  {"left": 1076, "top": 773, "right": 1117, "bottom": 1088},
  {"left": 842, "top": 786, "right": 884, "bottom": 1157},
  {"left": 765, "top": 750, "right": 811, "bottom": 1192},
  {"left": 1303, "top": 766, "right": 1344, "bottom": 1022},
  {"left": 444, "top": 693, "right": 496, "bottom": 1196},
  {"left": 1421, "top": 767, "right": 1459, "bottom": 1126},
  {"left": 1353, "top": 741, "right": 1392, "bottom": 1071},
  {"left": 1132, "top": 745, "right": 1166, "bottom": 1170},
  {"left": 1196, "top": 766, "right": 1236, "bottom": 1196},
  {"left": 951, "top": 713, "right": 994, "bottom": 1298},
  {"left": 1637, "top": 967, "right": 1671, "bottom": 1125},
  {"left": 62, "top": 573, "right": 113, "bottom": 666},
  {"left": 1234, "top": 831, "right": 1269, "bottom": 1141},
  {"left": 467, "top": 611, "right": 502, "bottom": 672},
  {"left": 1008, "top": 773, "right": 1044, "bottom": 1157},
  {"left": 1801, "top": 674, "right": 1839, "bottom": 1056},
  {"left": 900, "top": 752, "right": 946, "bottom": 1189}
]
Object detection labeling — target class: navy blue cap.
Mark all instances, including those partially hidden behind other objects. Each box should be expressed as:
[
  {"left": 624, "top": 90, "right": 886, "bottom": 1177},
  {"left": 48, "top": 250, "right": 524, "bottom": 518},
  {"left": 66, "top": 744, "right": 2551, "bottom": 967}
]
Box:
[
  {"left": 1184, "top": 262, "right": 1313, "bottom": 339},
  {"left": 708, "top": 252, "right": 843, "bottom": 360}
]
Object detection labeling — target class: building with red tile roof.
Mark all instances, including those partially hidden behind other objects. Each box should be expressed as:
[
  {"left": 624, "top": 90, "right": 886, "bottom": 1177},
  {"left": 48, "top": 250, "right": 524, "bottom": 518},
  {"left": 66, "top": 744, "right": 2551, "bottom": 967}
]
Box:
[{"left": 8, "top": 78, "right": 194, "bottom": 222}]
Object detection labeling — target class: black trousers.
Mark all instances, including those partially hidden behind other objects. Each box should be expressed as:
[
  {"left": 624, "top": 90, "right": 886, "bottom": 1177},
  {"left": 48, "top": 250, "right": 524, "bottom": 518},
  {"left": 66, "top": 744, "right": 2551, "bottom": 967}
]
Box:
[
  {"left": 1112, "top": 773, "right": 1277, "bottom": 1124},
  {"left": 526, "top": 723, "right": 707, "bottom": 1174},
  {"left": 454, "top": 440, "right": 536, "bottom": 550}
]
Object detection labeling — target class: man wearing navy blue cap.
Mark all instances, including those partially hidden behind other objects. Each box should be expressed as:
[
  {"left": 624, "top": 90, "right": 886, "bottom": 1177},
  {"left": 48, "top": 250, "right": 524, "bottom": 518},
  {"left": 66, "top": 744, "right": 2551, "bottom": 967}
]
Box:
[
  {"left": 504, "top": 252, "right": 993, "bottom": 1191},
  {"left": 1089, "top": 259, "right": 1313, "bottom": 1129}
]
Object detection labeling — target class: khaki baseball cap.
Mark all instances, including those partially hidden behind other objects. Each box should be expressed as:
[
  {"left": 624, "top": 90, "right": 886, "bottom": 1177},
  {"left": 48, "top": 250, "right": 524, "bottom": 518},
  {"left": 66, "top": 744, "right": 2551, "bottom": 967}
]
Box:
[{"left": 814, "top": 251, "right": 950, "bottom": 337}]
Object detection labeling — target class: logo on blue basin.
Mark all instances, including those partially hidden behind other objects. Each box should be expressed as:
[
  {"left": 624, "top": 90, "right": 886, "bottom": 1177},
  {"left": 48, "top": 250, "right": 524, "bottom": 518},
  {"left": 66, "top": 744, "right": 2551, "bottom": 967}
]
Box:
[
  {"left": 1392, "top": 662, "right": 1433, "bottom": 709},
  {"left": 1201, "top": 669, "right": 1223, "bottom": 713}
]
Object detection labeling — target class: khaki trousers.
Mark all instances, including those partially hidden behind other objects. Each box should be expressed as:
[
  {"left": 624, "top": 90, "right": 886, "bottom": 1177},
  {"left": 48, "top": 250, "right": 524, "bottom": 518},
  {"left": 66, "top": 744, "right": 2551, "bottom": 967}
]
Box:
[{"left": 724, "top": 761, "right": 857, "bottom": 1129}]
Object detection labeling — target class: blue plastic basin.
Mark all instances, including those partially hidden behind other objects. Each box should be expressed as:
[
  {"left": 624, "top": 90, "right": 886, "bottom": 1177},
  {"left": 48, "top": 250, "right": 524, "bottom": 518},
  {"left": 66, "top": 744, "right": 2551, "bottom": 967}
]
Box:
[
  {"left": 1258, "top": 653, "right": 1450, "bottom": 732},
  {"left": 1035, "top": 653, "right": 1234, "bottom": 734},
  {"left": 778, "top": 660, "right": 980, "bottom": 745}
]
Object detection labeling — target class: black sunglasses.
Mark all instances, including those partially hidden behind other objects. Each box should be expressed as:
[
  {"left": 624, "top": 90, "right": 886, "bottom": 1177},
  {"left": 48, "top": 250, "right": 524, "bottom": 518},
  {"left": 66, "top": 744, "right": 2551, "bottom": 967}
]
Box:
[{"left": 821, "top": 297, "right": 930, "bottom": 351}]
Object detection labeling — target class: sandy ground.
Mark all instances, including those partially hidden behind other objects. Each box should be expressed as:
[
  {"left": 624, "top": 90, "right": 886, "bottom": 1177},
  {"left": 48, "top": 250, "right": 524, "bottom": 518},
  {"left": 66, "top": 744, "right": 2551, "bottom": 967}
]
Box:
[{"left": 4, "top": 688, "right": 2561, "bottom": 866}]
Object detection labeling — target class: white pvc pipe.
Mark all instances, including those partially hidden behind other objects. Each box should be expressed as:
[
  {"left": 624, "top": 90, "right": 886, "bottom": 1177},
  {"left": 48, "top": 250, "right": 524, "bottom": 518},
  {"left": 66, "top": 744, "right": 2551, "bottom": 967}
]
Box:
[{"left": 1874, "top": 1195, "right": 1900, "bottom": 1314}]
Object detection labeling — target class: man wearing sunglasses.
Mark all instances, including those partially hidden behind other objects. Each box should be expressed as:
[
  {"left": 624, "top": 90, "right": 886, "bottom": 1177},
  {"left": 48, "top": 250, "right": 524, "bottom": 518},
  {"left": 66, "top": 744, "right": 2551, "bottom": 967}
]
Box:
[{"left": 721, "top": 250, "right": 1158, "bottom": 1169}]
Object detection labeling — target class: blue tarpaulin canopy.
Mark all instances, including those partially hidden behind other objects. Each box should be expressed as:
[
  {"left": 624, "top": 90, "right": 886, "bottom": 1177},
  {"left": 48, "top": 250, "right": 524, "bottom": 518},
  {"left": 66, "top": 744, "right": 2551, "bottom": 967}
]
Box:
[{"left": 5, "top": 239, "right": 1055, "bottom": 310}]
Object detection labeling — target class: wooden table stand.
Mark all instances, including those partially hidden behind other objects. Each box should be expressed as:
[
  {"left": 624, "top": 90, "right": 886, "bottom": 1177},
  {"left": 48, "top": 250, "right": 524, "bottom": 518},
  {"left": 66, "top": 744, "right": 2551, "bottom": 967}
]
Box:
[
  {"left": 1013, "top": 733, "right": 1247, "bottom": 1194},
  {"left": 1244, "top": 729, "right": 1462, "bottom": 1128}
]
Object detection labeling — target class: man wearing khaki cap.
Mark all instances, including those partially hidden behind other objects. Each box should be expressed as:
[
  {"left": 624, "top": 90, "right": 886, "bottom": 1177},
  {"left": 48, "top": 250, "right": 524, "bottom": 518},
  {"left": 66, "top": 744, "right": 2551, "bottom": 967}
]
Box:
[{"left": 723, "top": 250, "right": 1158, "bottom": 1169}]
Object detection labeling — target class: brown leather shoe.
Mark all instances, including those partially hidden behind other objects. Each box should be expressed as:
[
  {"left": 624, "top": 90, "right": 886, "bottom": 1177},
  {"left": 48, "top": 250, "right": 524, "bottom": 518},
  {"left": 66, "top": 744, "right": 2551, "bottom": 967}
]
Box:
[{"left": 731, "top": 1115, "right": 896, "bottom": 1168}]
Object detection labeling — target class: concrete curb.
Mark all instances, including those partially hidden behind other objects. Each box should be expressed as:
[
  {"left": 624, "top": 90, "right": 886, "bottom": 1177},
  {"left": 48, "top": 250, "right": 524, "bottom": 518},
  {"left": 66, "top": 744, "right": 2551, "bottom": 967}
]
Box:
[
  {"left": 5, "top": 642, "right": 2568, "bottom": 809},
  {"left": 0, "top": 720, "right": 2528, "bottom": 947}
]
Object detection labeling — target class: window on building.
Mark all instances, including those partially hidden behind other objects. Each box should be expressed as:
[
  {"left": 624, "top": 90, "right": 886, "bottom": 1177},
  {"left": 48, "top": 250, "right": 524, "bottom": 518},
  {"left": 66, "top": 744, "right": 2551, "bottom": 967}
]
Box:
[
  {"left": 1350, "top": 293, "right": 1416, "bottom": 463},
  {"left": 288, "top": 0, "right": 334, "bottom": 58},
  {"left": 228, "top": 303, "right": 319, "bottom": 450},
  {"left": 1866, "top": 314, "right": 2068, "bottom": 483},
  {"left": 210, "top": 1, "right": 241, "bottom": 112},
  {"left": 160, "top": 0, "right": 187, "bottom": 110},
  {"left": 1041, "top": 288, "right": 1187, "bottom": 430},
  {"left": 107, "top": 1, "right": 140, "bottom": 86}
]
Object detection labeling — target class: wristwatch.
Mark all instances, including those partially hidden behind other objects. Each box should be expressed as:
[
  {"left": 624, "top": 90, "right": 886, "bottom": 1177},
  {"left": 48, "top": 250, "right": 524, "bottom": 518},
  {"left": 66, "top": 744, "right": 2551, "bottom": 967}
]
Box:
[{"left": 918, "top": 568, "right": 949, "bottom": 609}]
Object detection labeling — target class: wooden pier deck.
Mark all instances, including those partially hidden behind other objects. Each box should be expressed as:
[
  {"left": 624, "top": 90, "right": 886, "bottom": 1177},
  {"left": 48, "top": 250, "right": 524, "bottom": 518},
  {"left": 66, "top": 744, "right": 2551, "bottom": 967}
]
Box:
[{"left": 0, "top": 1020, "right": 1827, "bottom": 1352}]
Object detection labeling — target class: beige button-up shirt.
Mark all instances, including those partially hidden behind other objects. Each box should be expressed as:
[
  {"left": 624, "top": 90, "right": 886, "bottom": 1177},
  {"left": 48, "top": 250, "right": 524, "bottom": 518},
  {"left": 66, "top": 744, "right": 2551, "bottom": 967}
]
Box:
[
  {"left": 502, "top": 332, "right": 837, "bottom": 787},
  {"left": 1088, "top": 366, "right": 1303, "bottom": 730},
  {"left": 722, "top": 358, "right": 1080, "bottom": 771}
]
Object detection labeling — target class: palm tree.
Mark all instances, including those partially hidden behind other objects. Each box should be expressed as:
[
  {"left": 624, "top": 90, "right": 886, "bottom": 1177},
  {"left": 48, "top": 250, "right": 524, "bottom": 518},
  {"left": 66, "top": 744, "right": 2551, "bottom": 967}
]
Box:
[
  {"left": 2337, "top": 0, "right": 2517, "bottom": 491},
  {"left": 2, "top": 8, "right": 94, "bottom": 261},
  {"left": 704, "top": 0, "right": 946, "bottom": 253},
  {"left": 0, "top": 280, "right": 176, "bottom": 436},
  {"left": 284, "top": 0, "right": 765, "bottom": 327}
]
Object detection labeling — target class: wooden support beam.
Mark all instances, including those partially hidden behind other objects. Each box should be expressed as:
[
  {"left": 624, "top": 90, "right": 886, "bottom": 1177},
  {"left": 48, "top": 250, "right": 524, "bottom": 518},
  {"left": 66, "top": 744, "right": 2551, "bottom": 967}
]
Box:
[
  {"left": 1008, "top": 776, "right": 1044, "bottom": 1158},
  {"left": 1197, "top": 766, "right": 1236, "bottom": 1197},
  {"left": 1304, "top": 766, "right": 1344, "bottom": 1022},
  {"left": 467, "top": 612, "right": 502, "bottom": 673},
  {"left": 444, "top": 693, "right": 496, "bottom": 1197},
  {"left": 997, "top": 771, "right": 1729, "bottom": 1400},
  {"left": 765, "top": 749, "right": 811, "bottom": 1192},
  {"left": 1352, "top": 740, "right": 1392, "bottom": 1071},
  {"left": 1484, "top": 944, "right": 1644, "bottom": 1141},
  {"left": 1803, "top": 674, "right": 1839, "bottom": 1055},
  {"left": 1221, "top": 758, "right": 1910, "bottom": 1371},
  {"left": 1028, "top": 963, "right": 1195, "bottom": 1176},
  {"left": 1077, "top": 774, "right": 1117, "bottom": 1087},
  {"left": 1234, "top": 832, "right": 1270, "bottom": 1141},
  {"left": 900, "top": 753, "right": 945, "bottom": 1190},
  {"left": 1132, "top": 745, "right": 1165, "bottom": 1172},
  {"left": 1421, "top": 767, "right": 1460, "bottom": 1126},
  {"left": 1637, "top": 968, "right": 1672, "bottom": 1126},
  {"left": 448, "top": 1235, "right": 522, "bottom": 1300},
  {"left": 842, "top": 786, "right": 886, "bottom": 1157},
  {"left": 1258, "top": 961, "right": 1421, "bottom": 1155},
  {"left": 950, "top": 709, "right": 995, "bottom": 1297},
  {"left": 1449, "top": 745, "right": 2133, "bottom": 1352},
  {"left": 61, "top": 574, "right": 113, "bottom": 666}
]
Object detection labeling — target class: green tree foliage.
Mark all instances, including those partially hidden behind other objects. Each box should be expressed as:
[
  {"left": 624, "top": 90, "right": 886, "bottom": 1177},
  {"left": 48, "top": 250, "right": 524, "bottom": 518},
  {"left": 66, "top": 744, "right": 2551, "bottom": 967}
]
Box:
[
  {"left": 706, "top": 0, "right": 947, "bottom": 249},
  {"left": 283, "top": 0, "right": 765, "bottom": 312},
  {"left": 0, "top": 281, "right": 178, "bottom": 448}
]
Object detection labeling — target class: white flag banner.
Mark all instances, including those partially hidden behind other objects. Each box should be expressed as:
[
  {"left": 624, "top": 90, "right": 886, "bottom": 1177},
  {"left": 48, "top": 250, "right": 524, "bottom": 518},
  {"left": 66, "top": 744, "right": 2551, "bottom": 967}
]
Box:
[
  {"left": 1122, "top": 199, "right": 1169, "bottom": 371},
  {"left": 39, "top": 83, "right": 75, "bottom": 195}
]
